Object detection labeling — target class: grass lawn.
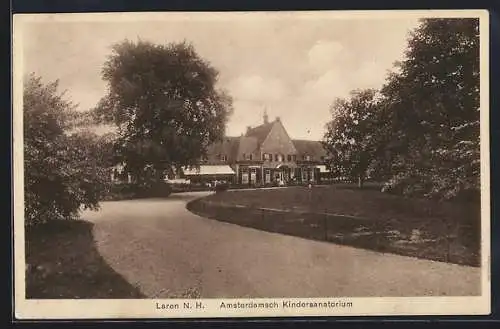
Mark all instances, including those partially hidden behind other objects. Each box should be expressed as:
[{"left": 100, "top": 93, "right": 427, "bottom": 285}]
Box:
[
  {"left": 25, "top": 220, "right": 144, "bottom": 299},
  {"left": 188, "top": 184, "right": 481, "bottom": 267}
]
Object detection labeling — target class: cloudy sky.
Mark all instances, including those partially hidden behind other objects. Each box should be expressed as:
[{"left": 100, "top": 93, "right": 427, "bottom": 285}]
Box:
[{"left": 21, "top": 12, "right": 422, "bottom": 140}]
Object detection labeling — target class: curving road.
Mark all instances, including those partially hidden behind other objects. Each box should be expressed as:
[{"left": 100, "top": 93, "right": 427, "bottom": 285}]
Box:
[{"left": 83, "top": 192, "right": 481, "bottom": 298}]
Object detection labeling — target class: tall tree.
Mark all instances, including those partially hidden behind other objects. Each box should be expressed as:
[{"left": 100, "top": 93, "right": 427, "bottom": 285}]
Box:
[
  {"left": 380, "top": 18, "right": 480, "bottom": 199},
  {"left": 93, "top": 40, "right": 233, "bottom": 184},
  {"left": 24, "top": 74, "right": 112, "bottom": 226},
  {"left": 322, "top": 89, "right": 381, "bottom": 188}
]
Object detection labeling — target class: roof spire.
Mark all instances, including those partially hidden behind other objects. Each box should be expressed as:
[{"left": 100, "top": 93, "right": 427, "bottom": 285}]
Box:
[{"left": 263, "top": 108, "right": 269, "bottom": 124}]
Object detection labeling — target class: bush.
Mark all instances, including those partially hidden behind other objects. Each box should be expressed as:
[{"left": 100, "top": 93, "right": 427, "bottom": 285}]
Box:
[
  {"left": 140, "top": 181, "right": 172, "bottom": 198},
  {"left": 103, "top": 184, "right": 135, "bottom": 201},
  {"left": 24, "top": 75, "right": 112, "bottom": 226},
  {"left": 105, "top": 182, "right": 172, "bottom": 200},
  {"left": 214, "top": 183, "right": 229, "bottom": 193}
]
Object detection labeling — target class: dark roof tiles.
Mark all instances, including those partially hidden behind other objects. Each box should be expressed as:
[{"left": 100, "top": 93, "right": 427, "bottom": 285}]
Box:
[
  {"left": 292, "top": 139, "right": 327, "bottom": 158},
  {"left": 245, "top": 122, "right": 274, "bottom": 145},
  {"left": 236, "top": 136, "right": 258, "bottom": 159},
  {"left": 206, "top": 137, "right": 239, "bottom": 161}
]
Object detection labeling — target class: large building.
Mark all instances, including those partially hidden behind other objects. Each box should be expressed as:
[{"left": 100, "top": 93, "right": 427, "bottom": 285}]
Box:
[{"left": 176, "top": 112, "right": 332, "bottom": 186}]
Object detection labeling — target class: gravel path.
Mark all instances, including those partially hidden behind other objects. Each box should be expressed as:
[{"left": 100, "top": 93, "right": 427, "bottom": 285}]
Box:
[{"left": 83, "top": 192, "right": 481, "bottom": 298}]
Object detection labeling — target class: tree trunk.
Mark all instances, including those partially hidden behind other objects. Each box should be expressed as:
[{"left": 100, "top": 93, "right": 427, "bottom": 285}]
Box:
[
  {"left": 154, "top": 167, "right": 165, "bottom": 183},
  {"left": 358, "top": 175, "right": 364, "bottom": 189}
]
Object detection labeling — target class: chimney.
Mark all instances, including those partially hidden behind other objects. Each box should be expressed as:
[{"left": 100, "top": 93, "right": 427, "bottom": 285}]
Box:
[
  {"left": 263, "top": 109, "right": 269, "bottom": 124},
  {"left": 246, "top": 126, "right": 252, "bottom": 134},
  {"left": 275, "top": 116, "right": 281, "bottom": 122}
]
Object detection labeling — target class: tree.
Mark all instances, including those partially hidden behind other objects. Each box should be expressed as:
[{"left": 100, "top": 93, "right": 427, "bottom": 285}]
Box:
[
  {"left": 93, "top": 40, "right": 233, "bottom": 185},
  {"left": 379, "top": 18, "right": 480, "bottom": 199},
  {"left": 322, "top": 89, "right": 381, "bottom": 188},
  {"left": 24, "top": 74, "right": 112, "bottom": 226}
]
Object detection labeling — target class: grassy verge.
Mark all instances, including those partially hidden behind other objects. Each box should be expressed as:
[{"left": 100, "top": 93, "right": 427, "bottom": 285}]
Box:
[
  {"left": 25, "top": 220, "right": 144, "bottom": 299},
  {"left": 187, "top": 185, "right": 480, "bottom": 267}
]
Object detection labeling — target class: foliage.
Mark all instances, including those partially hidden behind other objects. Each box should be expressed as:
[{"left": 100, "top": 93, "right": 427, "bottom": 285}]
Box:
[
  {"left": 379, "top": 18, "right": 480, "bottom": 199},
  {"left": 214, "top": 182, "right": 230, "bottom": 193},
  {"left": 322, "top": 89, "right": 381, "bottom": 187},
  {"left": 24, "top": 74, "right": 113, "bottom": 226},
  {"left": 93, "top": 40, "right": 233, "bottom": 185},
  {"left": 323, "top": 18, "right": 480, "bottom": 200},
  {"left": 104, "top": 182, "right": 172, "bottom": 201}
]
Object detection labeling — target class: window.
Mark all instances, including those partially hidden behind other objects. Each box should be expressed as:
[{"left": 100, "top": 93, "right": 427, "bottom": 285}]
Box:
[
  {"left": 249, "top": 154, "right": 253, "bottom": 161},
  {"left": 277, "top": 154, "right": 283, "bottom": 162},
  {"left": 242, "top": 172, "right": 249, "bottom": 184},
  {"left": 292, "top": 155, "right": 297, "bottom": 162},
  {"left": 303, "top": 155, "right": 311, "bottom": 161},
  {"left": 221, "top": 154, "right": 227, "bottom": 161},
  {"left": 275, "top": 154, "right": 279, "bottom": 161},
  {"left": 320, "top": 156, "right": 325, "bottom": 162},
  {"left": 263, "top": 153, "right": 270, "bottom": 161},
  {"left": 242, "top": 153, "right": 246, "bottom": 160},
  {"left": 250, "top": 168, "right": 256, "bottom": 183},
  {"left": 287, "top": 154, "right": 292, "bottom": 162}
]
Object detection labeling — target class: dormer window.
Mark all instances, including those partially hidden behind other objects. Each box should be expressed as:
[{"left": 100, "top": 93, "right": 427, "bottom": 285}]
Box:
[
  {"left": 220, "top": 154, "right": 227, "bottom": 161},
  {"left": 263, "top": 153, "right": 270, "bottom": 161},
  {"left": 287, "top": 155, "right": 292, "bottom": 162},
  {"left": 304, "top": 155, "right": 311, "bottom": 161}
]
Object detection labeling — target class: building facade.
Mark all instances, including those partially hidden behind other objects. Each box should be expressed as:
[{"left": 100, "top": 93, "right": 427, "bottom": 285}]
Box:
[{"left": 175, "top": 112, "right": 332, "bottom": 186}]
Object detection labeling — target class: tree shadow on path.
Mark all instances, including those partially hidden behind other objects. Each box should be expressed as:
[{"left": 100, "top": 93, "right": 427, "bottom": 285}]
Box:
[{"left": 25, "top": 220, "right": 144, "bottom": 299}]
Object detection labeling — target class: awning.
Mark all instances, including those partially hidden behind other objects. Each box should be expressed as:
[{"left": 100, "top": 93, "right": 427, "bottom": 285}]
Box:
[
  {"left": 183, "top": 165, "right": 235, "bottom": 176},
  {"left": 276, "top": 164, "right": 297, "bottom": 169},
  {"left": 316, "top": 165, "right": 329, "bottom": 173}
]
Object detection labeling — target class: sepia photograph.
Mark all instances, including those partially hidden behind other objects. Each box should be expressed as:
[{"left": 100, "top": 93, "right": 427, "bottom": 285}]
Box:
[{"left": 13, "top": 10, "right": 490, "bottom": 319}]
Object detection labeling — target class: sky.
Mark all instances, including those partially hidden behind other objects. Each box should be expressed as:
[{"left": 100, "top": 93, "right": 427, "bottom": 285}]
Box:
[{"left": 21, "top": 12, "right": 421, "bottom": 141}]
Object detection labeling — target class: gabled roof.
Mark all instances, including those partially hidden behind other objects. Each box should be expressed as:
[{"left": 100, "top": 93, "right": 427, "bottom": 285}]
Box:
[
  {"left": 292, "top": 139, "right": 327, "bottom": 158},
  {"left": 245, "top": 121, "right": 274, "bottom": 145},
  {"left": 236, "top": 136, "right": 258, "bottom": 160},
  {"left": 206, "top": 136, "right": 240, "bottom": 162},
  {"left": 205, "top": 119, "right": 328, "bottom": 162}
]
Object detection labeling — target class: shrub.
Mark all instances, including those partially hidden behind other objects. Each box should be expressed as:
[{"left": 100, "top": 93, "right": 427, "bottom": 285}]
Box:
[
  {"left": 214, "top": 183, "right": 229, "bottom": 193},
  {"left": 24, "top": 74, "right": 112, "bottom": 226},
  {"left": 140, "top": 181, "right": 172, "bottom": 198},
  {"left": 106, "top": 181, "right": 173, "bottom": 199}
]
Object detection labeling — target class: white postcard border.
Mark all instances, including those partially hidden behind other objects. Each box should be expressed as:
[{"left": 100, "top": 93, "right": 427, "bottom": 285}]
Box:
[{"left": 12, "top": 9, "right": 491, "bottom": 319}]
